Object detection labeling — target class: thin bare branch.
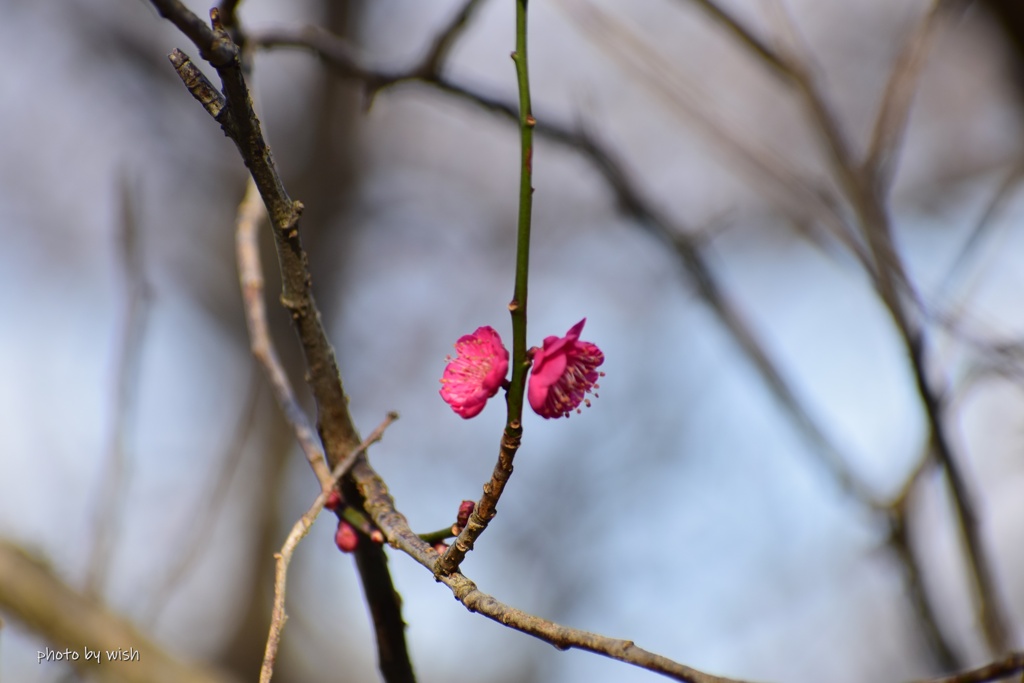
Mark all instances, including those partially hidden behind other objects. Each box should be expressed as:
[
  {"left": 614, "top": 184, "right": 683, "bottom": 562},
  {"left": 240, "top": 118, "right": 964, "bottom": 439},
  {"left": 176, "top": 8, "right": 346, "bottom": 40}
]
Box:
[
  {"left": 150, "top": 0, "right": 234, "bottom": 65},
  {"left": 255, "top": 0, "right": 487, "bottom": 101},
  {"left": 561, "top": 0, "right": 873, "bottom": 268},
  {"left": 235, "top": 179, "right": 332, "bottom": 488},
  {"left": 260, "top": 413, "right": 398, "bottom": 683},
  {"left": 686, "top": 0, "right": 789, "bottom": 75},
  {"left": 865, "top": 1, "right": 959, "bottom": 196},
  {"left": 884, "top": 436, "right": 960, "bottom": 671},
  {"left": 936, "top": 162, "right": 1024, "bottom": 307},
  {"left": 906, "top": 331, "right": 1015, "bottom": 654},
  {"left": 417, "top": 0, "right": 489, "bottom": 78},
  {"left": 679, "top": 0, "right": 1015, "bottom": 656}
]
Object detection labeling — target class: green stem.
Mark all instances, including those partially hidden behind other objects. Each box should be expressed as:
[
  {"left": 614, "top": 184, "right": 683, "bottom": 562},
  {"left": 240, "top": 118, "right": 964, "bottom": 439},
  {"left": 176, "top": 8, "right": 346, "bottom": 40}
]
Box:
[
  {"left": 434, "top": 0, "right": 534, "bottom": 577},
  {"left": 506, "top": 0, "right": 534, "bottom": 422},
  {"left": 418, "top": 527, "right": 456, "bottom": 545}
]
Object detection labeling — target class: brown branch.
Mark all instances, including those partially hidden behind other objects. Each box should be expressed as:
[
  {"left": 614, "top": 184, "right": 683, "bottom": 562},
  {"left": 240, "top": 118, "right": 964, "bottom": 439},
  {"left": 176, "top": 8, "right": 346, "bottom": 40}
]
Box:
[
  {"left": 152, "top": 5, "right": 416, "bottom": 681},
  {"left": 150, "top": 0, "right": 234, "bottom": 65},
  {"left": 416, "top": 0, "right": 488, "bottom": 79},
  {"left": 904, "top": 329, "right": 1015, "bottom": 655},
  {"left": 885, "top": 438, "right": 960, "bottom": 672},
  {"left": 235, "top": 179, "right": 332, "bottom": 488},
  {"left": 686, "top": 0, "right": 789, "bottom": 74},
  {"left": 0, "top": 539, "right": 235, "bottom": 683},
  {"left": 864, "top": 1, "right": 960, "bottom": 196},
  {"left": 255, "top": 0, "right": 488, "bottom": 103},
  {"left": 173, "top": 47, "right": 360, "bottom": 462},
  {"left": 261, "top": 413, "right": 398, "bottom": 683},
  {"left": 216, "top": 0, "right": 245, "bottom": 31},
  {"left": 935, "top": 162, "right": 1024, "bottom": 307}
]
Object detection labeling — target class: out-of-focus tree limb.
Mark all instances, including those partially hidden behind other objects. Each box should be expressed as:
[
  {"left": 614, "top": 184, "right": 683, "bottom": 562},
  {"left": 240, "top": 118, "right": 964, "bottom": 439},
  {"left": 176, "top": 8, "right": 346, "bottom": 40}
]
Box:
[
  {"left": 674, "top": 0, "right": 1015, "bottom": 659},
  {"left": 911, "top": 651, "right": 1024, "bottom": 683},
  {"left": 863, "top": 1, "right": 960, "bottom": 196},
  {"left": 0, "top": 539, "right": 236, "bottom": 683}
]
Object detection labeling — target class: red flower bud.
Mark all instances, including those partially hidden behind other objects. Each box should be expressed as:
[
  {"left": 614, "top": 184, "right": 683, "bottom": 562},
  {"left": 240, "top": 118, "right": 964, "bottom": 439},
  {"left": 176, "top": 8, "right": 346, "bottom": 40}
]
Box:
[
  {"left": 457, "top": 500, "right": 475, "bottom": 528},
  {"left": 335, "top": 520, "right": 359, "bottom": 553}
]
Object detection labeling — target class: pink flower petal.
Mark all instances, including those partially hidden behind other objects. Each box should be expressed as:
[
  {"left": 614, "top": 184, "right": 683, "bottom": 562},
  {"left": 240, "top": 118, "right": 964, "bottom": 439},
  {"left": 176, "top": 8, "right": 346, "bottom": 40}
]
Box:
[
  {"left": 439, "top": 326, "right": 510, "bottom": 419},
  {"left": 528, "top": 319, "right": 604, "bottom": 419}
]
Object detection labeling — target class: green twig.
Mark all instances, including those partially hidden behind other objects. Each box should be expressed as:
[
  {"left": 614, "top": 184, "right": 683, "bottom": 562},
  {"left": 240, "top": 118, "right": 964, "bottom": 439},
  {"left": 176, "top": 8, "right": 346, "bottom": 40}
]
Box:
[
  {"left": 418, "top": 527, "right": 457, "bottom": 545},
  {"left": 508, "top": 0, "right": 536, "bottom": 422},
  {"left": 436, "top": 0, "right": 535, "bottom": 577}
]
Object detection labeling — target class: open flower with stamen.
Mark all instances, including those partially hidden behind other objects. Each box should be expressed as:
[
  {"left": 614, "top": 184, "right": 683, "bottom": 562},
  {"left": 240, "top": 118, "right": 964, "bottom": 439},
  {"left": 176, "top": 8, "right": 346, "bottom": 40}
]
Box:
[
  {"left": 439, "top": 326, "right": 510, "bottom": 418},
  {"left": 528, "top": 318, "right": 604, "bottom": 419}
]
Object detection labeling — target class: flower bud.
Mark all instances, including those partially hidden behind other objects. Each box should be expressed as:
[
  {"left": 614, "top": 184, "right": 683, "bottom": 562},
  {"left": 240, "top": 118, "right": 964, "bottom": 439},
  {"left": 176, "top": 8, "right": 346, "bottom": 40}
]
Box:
[
  {"left": 457, "top": 500, "right": 475, "bottom": 528},
  {"left": 335, "top": 520, "right": 359, "bottom": 553},
  {"left": 324, "top": 489, "right": 342, "bottom": 511}
]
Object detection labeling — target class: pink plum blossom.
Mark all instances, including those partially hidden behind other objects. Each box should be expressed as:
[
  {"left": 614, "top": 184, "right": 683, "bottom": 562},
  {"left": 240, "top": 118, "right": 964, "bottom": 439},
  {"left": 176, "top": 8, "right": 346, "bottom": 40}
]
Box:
[
  {"left": 528, "top": 319, "right": 604, "bottom": 419},
  {"left": 440, "top": 326, "right": 510, "bottom": 418}
]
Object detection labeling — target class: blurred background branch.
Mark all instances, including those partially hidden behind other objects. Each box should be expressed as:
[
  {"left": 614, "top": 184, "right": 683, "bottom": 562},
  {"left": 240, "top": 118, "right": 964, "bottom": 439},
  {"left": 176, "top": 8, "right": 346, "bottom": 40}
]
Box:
[{"left": 0, "top": 540, "right": 236, "bottom": 683}]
